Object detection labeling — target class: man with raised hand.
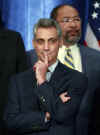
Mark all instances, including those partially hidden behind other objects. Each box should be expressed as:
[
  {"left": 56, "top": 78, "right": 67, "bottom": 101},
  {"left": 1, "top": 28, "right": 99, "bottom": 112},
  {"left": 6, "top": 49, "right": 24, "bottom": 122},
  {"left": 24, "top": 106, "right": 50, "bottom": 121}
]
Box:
[{"left": 3, "top": 18, "right": 87, "bottom": 135}]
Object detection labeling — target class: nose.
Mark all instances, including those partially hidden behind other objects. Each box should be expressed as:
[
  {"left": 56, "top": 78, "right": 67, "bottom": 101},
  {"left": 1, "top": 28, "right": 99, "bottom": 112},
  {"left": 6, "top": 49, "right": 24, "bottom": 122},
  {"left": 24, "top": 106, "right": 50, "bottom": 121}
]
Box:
[
  {"left": 69, "top": 21, "right": 77, "bottom": 27},
  {"left": 44, "top": 42, "right": 49, "bottom": 51}
]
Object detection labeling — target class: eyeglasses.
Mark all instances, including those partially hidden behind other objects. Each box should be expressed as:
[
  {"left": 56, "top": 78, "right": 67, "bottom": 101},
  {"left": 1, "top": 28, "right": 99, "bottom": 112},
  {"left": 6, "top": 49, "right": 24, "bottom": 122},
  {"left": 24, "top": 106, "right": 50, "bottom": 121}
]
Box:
[{"left": 59, "top": 16, "right": 81, "bottom": 24}]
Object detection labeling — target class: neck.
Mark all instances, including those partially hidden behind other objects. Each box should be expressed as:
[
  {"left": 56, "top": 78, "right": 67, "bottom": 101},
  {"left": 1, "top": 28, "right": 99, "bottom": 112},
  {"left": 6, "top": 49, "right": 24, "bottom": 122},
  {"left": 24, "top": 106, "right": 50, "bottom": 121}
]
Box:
[
  {"left": 63, "top": 41, "right": 72, "bottom": 47},
  {"left": 48, "top": 60, "right": 57, "bottom": 67}
]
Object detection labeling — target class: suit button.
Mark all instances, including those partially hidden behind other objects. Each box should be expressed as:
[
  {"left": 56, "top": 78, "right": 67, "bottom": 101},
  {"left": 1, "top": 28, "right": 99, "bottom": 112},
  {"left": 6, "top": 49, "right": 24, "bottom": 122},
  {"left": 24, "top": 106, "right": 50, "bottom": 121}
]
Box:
[
  {"left": 42, "top": 98, "right": 45, "bottom": 102},
  {"left": 40, "top": 96, "right": 45, "bottom": 102}
]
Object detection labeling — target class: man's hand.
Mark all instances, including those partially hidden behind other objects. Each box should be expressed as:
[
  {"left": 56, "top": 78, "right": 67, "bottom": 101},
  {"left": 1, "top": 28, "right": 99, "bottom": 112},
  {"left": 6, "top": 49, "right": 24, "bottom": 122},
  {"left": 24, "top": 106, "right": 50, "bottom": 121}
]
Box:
[
  {"left": 34, "top": 54, "right": 48, "bottom": 85},
  {"left": 45, "top": 112, "right": 51, "bottom": 122},
  {"left": 59, "top": 92, "right": 71, "bottom": 103}
]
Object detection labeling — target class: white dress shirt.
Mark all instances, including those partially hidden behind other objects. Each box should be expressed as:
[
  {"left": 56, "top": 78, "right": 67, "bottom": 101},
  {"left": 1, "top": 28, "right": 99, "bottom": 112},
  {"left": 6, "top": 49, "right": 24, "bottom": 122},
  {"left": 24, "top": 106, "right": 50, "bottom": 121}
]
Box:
[
  {"left": 46, "top": 60, "right": 58, "bottom": 81},
  {"left": 58, "top": 44, "right": 82, "bottom": 72}
]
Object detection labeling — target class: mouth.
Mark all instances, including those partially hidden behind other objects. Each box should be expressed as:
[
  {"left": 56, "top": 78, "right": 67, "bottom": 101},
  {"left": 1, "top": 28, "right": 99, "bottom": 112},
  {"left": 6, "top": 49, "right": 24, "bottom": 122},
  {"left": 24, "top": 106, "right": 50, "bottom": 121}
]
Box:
[
  {"left": 69, "top": 31, "right": 78, "bottom": 36},
  {"left": 40, "top": 53, "right": 50, "bottom": 61},
  {"left": 43, "top": 52, "right": 51, "bottom": 56},
  {"left": 64, "top": 30, "right": 81, "bottom": 44}
]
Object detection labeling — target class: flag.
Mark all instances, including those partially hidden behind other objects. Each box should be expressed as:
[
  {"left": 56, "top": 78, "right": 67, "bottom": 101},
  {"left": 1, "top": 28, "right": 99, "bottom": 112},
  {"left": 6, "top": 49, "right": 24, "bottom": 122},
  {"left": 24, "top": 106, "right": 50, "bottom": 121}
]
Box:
[{"left": 85, "top": 0, "right": 100, "bottom": 51}]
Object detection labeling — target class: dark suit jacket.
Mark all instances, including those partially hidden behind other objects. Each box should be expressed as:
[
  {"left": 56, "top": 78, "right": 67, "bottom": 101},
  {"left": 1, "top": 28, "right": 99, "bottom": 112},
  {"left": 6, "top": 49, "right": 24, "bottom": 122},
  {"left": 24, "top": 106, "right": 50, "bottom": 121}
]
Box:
[
  {"left": 89, "top": 86, "right": 100, "bottom": 135},
  {"left": 0, "top": 29, "right": 28, "bottom": 135},
  {"left": 76, "top": 45, "right": 100, "bottom": 135},
  {"left": 3, "top": 62, "right": 87, "bottom": 135},
  {"left": 26, "top": 45, "right": 100, "bottom": 135}
]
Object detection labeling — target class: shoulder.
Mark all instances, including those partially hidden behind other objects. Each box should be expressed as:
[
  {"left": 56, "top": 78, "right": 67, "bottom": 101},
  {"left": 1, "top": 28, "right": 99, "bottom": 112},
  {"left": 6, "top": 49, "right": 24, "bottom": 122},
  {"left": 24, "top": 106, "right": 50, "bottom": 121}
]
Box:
[
  {"left": 0, "top": 29, "right": 22, "bottom": 39},
  {"left": 0, "top": 29, "right": 24, "bottom": 50},
  {"left": 80, "top": 45, "right": 100, "bottom": 57},
  {"left": 58, "top": 62, "right": 87, "bottom": 81},
  {"left": 57, "top": 62, "right": 88, "bottom": 95},
  {"left": 11, "top": 68, "right": 34, "bottom": 82},
  {"left": 26, "top": 49, "right": 36, "bottom": 56}
]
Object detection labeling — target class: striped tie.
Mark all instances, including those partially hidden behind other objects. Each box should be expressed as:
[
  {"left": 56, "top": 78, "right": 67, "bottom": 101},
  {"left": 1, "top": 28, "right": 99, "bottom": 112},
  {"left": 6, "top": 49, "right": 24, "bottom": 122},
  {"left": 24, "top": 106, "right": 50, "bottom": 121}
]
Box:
[{"left": 64, "top": 48, "right": 75, "bottom": 69}]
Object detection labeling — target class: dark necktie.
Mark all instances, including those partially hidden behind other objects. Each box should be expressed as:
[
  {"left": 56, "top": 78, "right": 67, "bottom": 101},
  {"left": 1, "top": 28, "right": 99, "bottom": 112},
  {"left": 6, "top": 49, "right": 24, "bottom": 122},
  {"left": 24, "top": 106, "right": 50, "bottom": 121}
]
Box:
[{"left": 46, "top": 70, "right": 51, "bottom": 82}]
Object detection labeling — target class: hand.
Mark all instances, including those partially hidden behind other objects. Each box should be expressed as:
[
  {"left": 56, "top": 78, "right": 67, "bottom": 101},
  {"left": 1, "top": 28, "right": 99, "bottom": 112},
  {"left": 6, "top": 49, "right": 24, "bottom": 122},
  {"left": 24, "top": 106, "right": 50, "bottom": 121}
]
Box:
[
  {"left": 45, "top": 112, "right": 51, "bottom": 122},
  {"left": 34, "top": 54, "right": 48, "bottom": 85},
  {"left": 59, "top": 92, "right": 71, "bottom": 103}
]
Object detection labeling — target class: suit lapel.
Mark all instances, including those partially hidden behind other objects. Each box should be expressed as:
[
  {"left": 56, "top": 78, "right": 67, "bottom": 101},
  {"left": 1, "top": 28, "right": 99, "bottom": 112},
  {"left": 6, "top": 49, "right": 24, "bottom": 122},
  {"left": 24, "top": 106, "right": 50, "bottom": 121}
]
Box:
[
  {"left": 23, "top": 68, "right": 37, "bottom": 94},
  {"left": 50, "top": 62, "right": 65, "bottom": 84},
  {"left": 79, "top": 45, "right": 96, "bottom": 79},
  {"left": 49, "top": 62, "right": 71, "bottom": 95},
  {"left": 79, "top": 45, "right": 88, "bottom": 74},
  {"left": 21, "top": 68, "right": 40, "bottom": 110},
  {"left": 30, "top": 69, "right": 37, "bottom": 89}
]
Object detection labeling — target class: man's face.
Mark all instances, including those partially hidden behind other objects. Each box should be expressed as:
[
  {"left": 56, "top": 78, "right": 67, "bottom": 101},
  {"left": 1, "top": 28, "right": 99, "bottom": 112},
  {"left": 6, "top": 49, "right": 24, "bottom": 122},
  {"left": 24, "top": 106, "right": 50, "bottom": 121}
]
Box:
[
  {"left": 33, "top": 27, "right": 61, "bottom": 66},
  {"left": 56, "top": 5, "right": 81, "bottom": 45}
]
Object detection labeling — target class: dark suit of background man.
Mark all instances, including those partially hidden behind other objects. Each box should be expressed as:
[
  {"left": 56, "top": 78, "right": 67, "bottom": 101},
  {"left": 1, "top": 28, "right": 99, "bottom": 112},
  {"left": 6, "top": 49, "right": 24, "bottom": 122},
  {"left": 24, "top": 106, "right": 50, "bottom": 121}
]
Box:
[
  {"left": 3, "top": 18, "right": 88, "bottom": 135},
  {"left": 50, "top": 4, "right": 100, "bottom": 135},
  {"left": 0, "top": 14, "right": 28, "bottom": 134}
]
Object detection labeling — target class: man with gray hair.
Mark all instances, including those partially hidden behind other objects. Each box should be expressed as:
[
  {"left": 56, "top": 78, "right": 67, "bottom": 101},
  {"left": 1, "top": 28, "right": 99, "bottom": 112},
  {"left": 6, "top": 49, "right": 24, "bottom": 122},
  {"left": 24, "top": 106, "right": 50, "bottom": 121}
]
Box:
[{"left": 3, "top": 18, "right": 87, "bottom": 135}]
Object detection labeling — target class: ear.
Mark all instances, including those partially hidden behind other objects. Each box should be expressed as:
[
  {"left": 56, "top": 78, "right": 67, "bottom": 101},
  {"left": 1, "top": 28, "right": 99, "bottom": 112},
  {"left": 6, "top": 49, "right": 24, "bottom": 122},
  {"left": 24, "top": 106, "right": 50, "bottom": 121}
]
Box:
[
  {"left": 32, "top": 39, "right": 36, "bottom": 49},
  {"left": 59, "top": 38, "right": 63, "bottom": 48}
]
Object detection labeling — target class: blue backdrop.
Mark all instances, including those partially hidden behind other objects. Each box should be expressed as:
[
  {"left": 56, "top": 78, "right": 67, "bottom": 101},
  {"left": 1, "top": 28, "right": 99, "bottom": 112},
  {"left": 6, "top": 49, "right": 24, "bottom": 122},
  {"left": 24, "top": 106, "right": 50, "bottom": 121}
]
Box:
[{"left": 0, "top": 0, "right": 89, "bottom": 51}]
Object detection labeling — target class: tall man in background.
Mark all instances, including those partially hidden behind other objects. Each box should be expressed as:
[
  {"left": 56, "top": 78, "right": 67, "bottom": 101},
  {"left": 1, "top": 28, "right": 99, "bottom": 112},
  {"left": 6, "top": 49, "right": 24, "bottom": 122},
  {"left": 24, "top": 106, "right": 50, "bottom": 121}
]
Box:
[
  {"left": 0, "top": 27, "right": 28, "bottom": 134},
  {"left": 50, "top": 4, "right": 100, "bottom": 135}
]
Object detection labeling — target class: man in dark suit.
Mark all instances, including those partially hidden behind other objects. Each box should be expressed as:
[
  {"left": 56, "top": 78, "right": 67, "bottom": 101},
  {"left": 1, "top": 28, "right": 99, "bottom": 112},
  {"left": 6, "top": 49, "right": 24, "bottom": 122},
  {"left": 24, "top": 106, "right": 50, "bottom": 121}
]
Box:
[
  {"left": 89, "top": 87, "right": 100, "bottom": 135},
  {"left": 3, "top": 18, "right": 88, "bottom": 135},
  {"left": 50, "top": 4, "right": 100, "bottom": 135},
  {"left": 0, "top": 29, "right": 28, "bottom": 135}
]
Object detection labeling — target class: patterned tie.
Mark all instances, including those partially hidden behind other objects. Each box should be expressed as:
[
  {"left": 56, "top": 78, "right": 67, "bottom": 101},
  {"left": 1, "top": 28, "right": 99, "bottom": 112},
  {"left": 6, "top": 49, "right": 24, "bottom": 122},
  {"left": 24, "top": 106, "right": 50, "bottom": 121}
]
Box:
[{"left": 64, "top": 48, "right": 75, "bottom": 69}]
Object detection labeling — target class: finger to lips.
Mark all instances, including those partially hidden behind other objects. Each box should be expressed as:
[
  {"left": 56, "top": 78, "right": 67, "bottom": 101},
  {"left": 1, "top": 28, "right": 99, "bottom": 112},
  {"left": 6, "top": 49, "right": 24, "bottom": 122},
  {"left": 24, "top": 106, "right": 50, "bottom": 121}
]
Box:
[{"left": 44, "top": 53, "right": 48, "bottom": 65}]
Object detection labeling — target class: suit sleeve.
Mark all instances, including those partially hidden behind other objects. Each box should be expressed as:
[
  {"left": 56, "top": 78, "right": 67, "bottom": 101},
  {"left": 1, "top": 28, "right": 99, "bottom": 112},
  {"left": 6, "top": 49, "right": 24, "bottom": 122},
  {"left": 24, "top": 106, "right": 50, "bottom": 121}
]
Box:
[
  {"left": 16, "top": 32, "right": 28, "bottom": 72},
  {"left": 54, "top": 74, "right": 88, "bottom": 124},
  {"left": 3, "top": 77, "right": 50, "bottom": 134},
  {"left": 34, "top": 74, "right": 88, "bottom": 125}
]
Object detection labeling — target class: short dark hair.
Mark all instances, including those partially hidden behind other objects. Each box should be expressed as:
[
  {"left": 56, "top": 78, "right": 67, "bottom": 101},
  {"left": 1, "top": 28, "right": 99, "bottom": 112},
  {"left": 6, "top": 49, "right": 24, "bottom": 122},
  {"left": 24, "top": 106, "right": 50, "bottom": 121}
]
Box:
[
  {"left": 33, "top": 18, "right": 62, "bottom": 39},
  {"left": 50, "top": 4, "right": 80, "bottom": 20}
]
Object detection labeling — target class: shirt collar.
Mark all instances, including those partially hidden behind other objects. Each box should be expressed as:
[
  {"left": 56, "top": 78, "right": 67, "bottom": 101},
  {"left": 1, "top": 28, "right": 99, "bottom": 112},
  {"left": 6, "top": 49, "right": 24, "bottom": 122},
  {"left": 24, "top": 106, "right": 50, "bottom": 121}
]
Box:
[
  {"left": 65, "top": 43, "right": 78, "bottom": 49},
  {"left": 48, "top": 60, "right": 58, "bottom": 73}
]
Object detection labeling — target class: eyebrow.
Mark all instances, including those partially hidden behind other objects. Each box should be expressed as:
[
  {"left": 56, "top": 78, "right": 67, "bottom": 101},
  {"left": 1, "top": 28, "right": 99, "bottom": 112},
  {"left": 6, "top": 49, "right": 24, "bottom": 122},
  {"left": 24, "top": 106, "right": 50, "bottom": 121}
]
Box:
[
  {"left": 63, "top": 15, "right": 80, "bottom": 18},
  {"left": 35, "top": 37, "right": 58, "bottom": 41},
  {"left": 48, "top": 37, "right": 58, "bottom": 41}
]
